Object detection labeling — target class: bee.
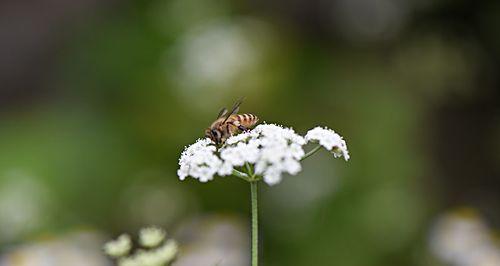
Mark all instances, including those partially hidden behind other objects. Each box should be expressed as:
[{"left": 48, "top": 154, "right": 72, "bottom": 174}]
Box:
[{"left": 205, "top": 99, "right": 259, "bottom": 145}]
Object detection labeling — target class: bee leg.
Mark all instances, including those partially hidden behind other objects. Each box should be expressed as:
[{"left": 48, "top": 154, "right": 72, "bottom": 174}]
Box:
[{"left": 228, "top": 121, "right": 247, "bottom": 132}]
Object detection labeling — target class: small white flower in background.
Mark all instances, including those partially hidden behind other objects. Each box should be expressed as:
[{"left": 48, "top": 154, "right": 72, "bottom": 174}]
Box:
[
  {"left": 177, "top": 123, "right": 349, "bottom": 185},
  {"left": 147, "top": 240, "right": 178, "bottom": 265},
  {"left": 118, "top": 240, "right": 178, "bottom": 266},
  {"left": 430, "top": 209, "right": 500, "bottom": 266},
  {"left": 305, "top": 127, "right": 350, "bottom": 161},
  {"left": 139, "top": 227, "right": 166, "bottom": 248},
  {"left": 104, "top": 234, "right": 132, "bottom": 258},
  {"left": 104, "top": 227, "right": 178, "bottom": 266}
]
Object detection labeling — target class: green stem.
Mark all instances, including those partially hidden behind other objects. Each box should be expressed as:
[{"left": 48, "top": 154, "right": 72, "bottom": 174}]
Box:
[
  {"left": 233, "top": 169, "right": 250, "bottom": 181},
  {"left": 301, "top": 144, "right": 322, "bottom": 161},
  {"left": 245, "top": 162, "right": 254, "bottom": 178},
  {"left": 250, "top": 181, "right": 258, "bottom": 266}
]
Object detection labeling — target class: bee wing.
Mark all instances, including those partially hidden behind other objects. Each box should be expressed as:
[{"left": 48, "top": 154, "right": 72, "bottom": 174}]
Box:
[
  {"left": 217, "top": 107, "right": 228, "bottom": 119},
  {"left": 222, "top": 98, "right": 244, "bottom": 123}
]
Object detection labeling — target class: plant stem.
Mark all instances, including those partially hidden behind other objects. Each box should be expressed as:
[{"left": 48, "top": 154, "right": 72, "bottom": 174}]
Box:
[
  {"left": 250, "top": 181, "right": 258, "bottom": 266},
  {"left": 245, "top": 162, "right": 254, "bottom": 177},
  {"left": 233, "top": 169, "right": 251, "bottom": 181},
  {"left": 301, "top": 144, "right": 322, "bottom": 161}
]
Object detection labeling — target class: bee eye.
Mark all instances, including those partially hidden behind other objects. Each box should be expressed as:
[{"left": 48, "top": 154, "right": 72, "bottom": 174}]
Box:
[{"left": 211, "top": 129, "right": 219, "bottom": 138}]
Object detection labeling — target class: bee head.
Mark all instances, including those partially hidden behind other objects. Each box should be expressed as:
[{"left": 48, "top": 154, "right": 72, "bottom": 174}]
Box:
[{"left": 205, "top": 128, "right": 222, "bottom": 145}]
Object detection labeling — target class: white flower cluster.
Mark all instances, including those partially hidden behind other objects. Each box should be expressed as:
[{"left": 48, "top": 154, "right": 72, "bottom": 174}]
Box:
[
  {"left": 220, "top": 124, "right": 305, "bottom": 185},
  {"left": 305, "top": 127, "right": 350, "bottom": 161},
  {"left": 177, "top": 138, "right": 224, "bottom": 182},
  {"left": 139, "top": 227, "right": 167, "bottom": 248},
  {"left": 104, "top": 227, "right": 178, "bottom": 266},
  {"left": 104, "top": 234, "right": 132, "bottom": 258},
  {"left": 177, "top": 123, "right": 349, "bottom": 185},
  {"left": 430, "top": 209, "right": 500, "bottom": 266},
  {"left": 118, "top": 240, "right": 178, "bottom": 266}
]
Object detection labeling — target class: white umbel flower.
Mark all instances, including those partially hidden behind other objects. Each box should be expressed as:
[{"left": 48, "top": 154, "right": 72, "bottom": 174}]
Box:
[
  {"left": 139, "top": 227, "right": 166, "bottom": 248},
  {"left": 147, "top": 240, "right": 178, "bottom": 265},
  {"left": 104, "top": 234, "right": 132, "bottom": 258},
  {"left": 118, "top": 240, "right": 178, "bottom": 266},
  {"left": 177, "top": 123, "right": 349, "bottom": 185},
  {"left": 430, "top": 210, "right": 500, "bottom": 266},
  {"left": 177, "top": 138, "right": 222, "bottom": 182},
  {"left": 219, "top": 124, "right": 306, "bottom": 185},
  {"left": 305, "top": 127, "right": 349, "bottom": 161}
]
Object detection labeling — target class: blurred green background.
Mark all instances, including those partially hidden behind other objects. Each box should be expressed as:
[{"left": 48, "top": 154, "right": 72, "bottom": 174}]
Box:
[{"left": 1, "top": 0, "right": 499, "bottom": 265}]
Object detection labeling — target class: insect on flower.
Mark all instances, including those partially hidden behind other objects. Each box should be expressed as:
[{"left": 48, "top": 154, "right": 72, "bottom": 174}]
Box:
[
  {"left": 179, "top": 104, "right": 351, "bottom": 266},
  {"left": 205, "top": 98, "right": 259, "bottom": 145}
]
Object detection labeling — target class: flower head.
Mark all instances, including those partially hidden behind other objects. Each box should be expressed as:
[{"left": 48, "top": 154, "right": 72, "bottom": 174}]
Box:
[
  {"left": 430, "top": 209, "right": 500, "bottom": 266},
  {"left": 118, "top": 240, "right": 178, "bottom": 266},
  {"left": 105, "top": 227, "right": 178, "bottom": 266},
  {"left": 104, "top": 234, "right": 132, "bottom": 258},
  {"left": 219, "top": 124, "right": 305, "bottom": 185},
  {"left": 305, "top": 127, "right": 349, "bottom": 161},
  {"left": 177, "top": 123, "right": 349, "bottom": 185},
  {"left": 139, "top": 227, "right": 166, "bottom": 248},
  {"left": 177, "top": 138, "right": 222, "bottom": 182}
]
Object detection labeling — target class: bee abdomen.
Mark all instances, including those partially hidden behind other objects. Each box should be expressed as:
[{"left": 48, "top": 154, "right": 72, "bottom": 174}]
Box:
[{"left": 237, "top": 113, "right": 259, "bottom": 127}]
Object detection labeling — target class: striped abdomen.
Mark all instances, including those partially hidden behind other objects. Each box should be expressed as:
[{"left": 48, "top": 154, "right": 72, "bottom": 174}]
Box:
[{"left": 230, "top": 113, "right": 259, "bottom": 128}]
